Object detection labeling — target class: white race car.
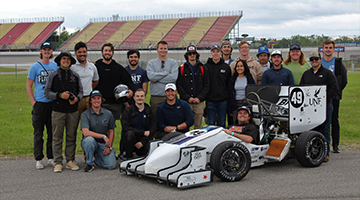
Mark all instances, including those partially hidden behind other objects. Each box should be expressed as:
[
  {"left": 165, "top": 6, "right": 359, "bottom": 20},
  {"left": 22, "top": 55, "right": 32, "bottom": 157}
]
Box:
[{"left": 120, "top": 85, "right": 328, "bottom": 189}]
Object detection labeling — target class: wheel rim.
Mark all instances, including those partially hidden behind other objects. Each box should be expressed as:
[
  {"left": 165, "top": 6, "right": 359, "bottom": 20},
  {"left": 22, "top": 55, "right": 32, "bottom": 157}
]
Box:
[
  {"left": 220, "top": 148, "right": 247, "bottom": 174},
  {"left": 308, "top": 136, "right": 326, "bottom": 160}
]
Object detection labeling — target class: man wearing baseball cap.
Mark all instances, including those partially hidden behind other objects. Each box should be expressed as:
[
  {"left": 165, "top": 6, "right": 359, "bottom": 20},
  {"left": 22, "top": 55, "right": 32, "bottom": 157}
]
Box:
[
  {"left": 156, "top": 83, "right": 194, "bottom": 139},
  {"left": 44, "top": 51, "right": 83, "bottom": 172},
  {"left": 80, "top": 90, "right": 117, "bottom": 172},
  {"left": 223, "top": 106, "right": 259, "bottom": 144},
  {"left": 26, "top": 42, "right": 58, "bottom": 169},
  {"left": 257, "top": 46, "right": 271, "bottom": 72},
  {"left": 300, "top": 51, "right": 339, "bottom": 162},
  {"left": 261, "top": 50, "right": 294, "bottom": 85},
  {"left": 204, "top": 44, "right": 231, "bottom": 128},
  {"left": 176, "top": 45, "right": 209, "bottom": 129},
  {"left": 283, "top": 43, "right": 311, "bottom": 84}
]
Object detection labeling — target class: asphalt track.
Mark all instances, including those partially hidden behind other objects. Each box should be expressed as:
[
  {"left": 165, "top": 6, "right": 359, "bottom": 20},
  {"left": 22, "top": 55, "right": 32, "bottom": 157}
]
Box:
[{"left": 1, "top": 150, "right": 359, "bottom": 200}]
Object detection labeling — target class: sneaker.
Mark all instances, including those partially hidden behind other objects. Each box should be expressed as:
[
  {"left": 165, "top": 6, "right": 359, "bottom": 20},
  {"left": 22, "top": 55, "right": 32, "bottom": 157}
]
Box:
[
  {"left": 66, "top": 161, "right": 80, "bottom": 171},
  {"left": 48, "top": 159, "right": 55, "bottom": 167},
  {"left": 323, "top": 156, "right": 329, "bottom": 162},
  {"left": 36, "top": 160, "right": 44, "bottom": 170},
  {"left": 83, "top": 164, "right": 94, "bottom": 172},
  {"left": 333, "top": 146, "right": 340, "bottom": 153},
  {"left": 54, "top": 164, "right": 62, "bottom": 173}
]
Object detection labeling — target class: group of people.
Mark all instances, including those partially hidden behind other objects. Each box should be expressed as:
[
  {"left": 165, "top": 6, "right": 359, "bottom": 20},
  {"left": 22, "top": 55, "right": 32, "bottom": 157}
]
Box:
[{"left": 27, "top": 39, "right": 347, "bottom": 173}]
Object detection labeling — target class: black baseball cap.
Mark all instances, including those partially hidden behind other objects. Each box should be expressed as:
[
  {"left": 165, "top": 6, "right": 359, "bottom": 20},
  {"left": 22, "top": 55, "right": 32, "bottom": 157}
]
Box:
[
  {"left": 40, "top": 42, "right": 53, "bottom": 50},
  {"left": 290, "top": 43, "right": 301, "bottom": 50}
]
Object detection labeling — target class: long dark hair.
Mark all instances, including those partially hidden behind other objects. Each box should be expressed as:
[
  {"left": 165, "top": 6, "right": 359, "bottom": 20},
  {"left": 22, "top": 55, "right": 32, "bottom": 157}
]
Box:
[{"left": 230, "top": 60, "right": 253, "bottom": 87}]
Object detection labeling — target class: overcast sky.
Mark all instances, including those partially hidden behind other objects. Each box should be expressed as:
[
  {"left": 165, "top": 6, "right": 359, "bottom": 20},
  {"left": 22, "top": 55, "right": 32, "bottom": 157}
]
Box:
[{"left": 1, "top": 0, "right": 359, "bottom": 39}]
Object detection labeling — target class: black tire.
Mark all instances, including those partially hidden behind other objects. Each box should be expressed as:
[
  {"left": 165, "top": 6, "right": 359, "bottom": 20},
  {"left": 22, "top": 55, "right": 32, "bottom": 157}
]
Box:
[
  {"left": 295, "top": 131, "right": 327, "bottom": 167},
  {"left": 210, "top": 141, "right": 251, "bottom": 182}
]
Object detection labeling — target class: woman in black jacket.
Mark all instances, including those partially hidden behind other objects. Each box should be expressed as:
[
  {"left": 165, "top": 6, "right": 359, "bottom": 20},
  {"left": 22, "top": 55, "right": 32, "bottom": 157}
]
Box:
[{"left": 227, "top": 60, "right": 255, "bottom": 125}]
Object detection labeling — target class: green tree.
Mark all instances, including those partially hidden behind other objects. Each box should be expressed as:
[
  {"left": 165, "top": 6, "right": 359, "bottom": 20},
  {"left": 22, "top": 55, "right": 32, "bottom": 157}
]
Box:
[{"left": 51, "top": 27, "right": 80, "bottom": 49}]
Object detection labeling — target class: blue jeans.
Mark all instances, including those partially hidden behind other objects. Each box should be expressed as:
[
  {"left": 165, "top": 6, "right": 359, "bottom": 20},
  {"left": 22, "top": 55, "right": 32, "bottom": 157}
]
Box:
[
  {"left": 206, "top": 100, "right": 227, "bottom": 128},
  {"left": 81, "top": 137, "right": 116, "bottom": 169},
  {"left": 315, "top": 101, "right": 333, "bottom": 156}
]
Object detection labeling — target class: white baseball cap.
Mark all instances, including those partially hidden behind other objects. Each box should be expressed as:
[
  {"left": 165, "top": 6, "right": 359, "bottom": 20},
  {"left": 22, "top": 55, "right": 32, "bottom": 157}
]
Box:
[{"left": 165, "top": 83, "right": 177, "bottom": 91}]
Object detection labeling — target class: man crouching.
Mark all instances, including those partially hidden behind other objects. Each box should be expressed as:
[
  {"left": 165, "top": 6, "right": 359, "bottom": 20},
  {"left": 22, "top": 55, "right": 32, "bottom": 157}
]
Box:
[{"left": 81, "top": 90, "right": 117, "bottom": 172}]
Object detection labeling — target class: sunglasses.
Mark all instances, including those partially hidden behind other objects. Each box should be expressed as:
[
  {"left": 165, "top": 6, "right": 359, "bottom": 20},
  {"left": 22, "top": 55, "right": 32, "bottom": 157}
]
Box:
[
  {"left": 188, "top": 52, "right": 196, "bottom": 55},
  {"left": 309, "top": 57, "right": 320, "bottom": 62}
]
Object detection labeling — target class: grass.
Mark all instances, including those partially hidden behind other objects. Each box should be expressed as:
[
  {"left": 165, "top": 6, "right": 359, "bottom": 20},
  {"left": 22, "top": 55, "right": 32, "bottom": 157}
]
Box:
[
  {"left": 0, "top": 67, "right": 27, "bottom": 72},
  {"left": 0, "top": 72, "right": 359, "bottom": 157}
]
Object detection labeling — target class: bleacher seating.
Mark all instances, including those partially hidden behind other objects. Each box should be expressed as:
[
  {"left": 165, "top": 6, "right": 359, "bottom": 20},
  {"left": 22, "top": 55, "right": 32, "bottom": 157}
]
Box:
[
  {"left": 61, "top": 22, "right": 108, "bottom": 50},
  {"left": 87, "top": 21, "right": 126, "bottom": 50},
  {"left": 12, "top": 22, "right": 50, "bottom": 49},
  {"left": 176, "top": 16, "right": 218, "bottom": 48},
  {"left": 197, "top": 16, "right": 240, "bottom": 47},
  {"left": 162, "top": 18, "right": 198, "bottom": 48},
  {"left": 0, "top": 23, "right": 33, "bottom": 49},
  {"left": 30, "top": 21, "right": 63, "bottom": 49},
  {"left": 106, "top": 20, "right": 143, "bottom": 48},
  {"left": 1, "top": 13, "right": 240, "bottom": 51},
  {"left": 0, "top": 23, "right": 17, "bottom": 41},
  {"left": 119, "top": 19, "right": 160, "bottom": 49},
  {"left": 138, "top": 18, "right": 179, "bottom": 49}
]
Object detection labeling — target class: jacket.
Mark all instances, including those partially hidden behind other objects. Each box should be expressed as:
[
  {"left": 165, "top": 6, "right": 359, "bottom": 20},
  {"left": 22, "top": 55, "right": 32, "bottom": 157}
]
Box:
[
  {"left": 44, "top": 67, "right": 83, "bottom": 113},
  {"left": 334, "top": 58, "right": 348, "bottom": 100},
  {"left": 300, "top": 65, "right": 339, "bottom": 102},
  {"left": 227, "top": 74, "right": 255, "bottom": 114},
  {"left": 176, "top": 61, "right": 210, "bottom": 102},
  {"left": 261, "top": 65, "right": 295, "bottom": 85},
  {"left": 121, "top": 103, "right": 156, "bottom": 145},
  {"left": 205, "top": 58, "right": 231, "bottom": 103},
  {"left": 156, "top": 98, "right": 194, "bottom": 133}
]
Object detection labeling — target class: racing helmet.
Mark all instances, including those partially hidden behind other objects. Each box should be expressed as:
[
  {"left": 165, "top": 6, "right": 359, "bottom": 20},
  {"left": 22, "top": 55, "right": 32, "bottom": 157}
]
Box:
[{"left": 113, "top": 84, "right": 129, "bottom": 103}]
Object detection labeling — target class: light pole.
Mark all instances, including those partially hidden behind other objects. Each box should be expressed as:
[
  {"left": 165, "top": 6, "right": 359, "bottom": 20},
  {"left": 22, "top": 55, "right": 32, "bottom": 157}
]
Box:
[{"left": 29, "top": 35, "right": 31, "bottom": 50}]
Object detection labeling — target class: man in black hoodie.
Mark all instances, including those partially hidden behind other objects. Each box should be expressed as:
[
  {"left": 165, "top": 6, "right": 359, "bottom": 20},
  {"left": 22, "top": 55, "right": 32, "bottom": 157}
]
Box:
[
  {"left": 205, "top": 45, "right": 231, "bottom": 127},
  {"left": 95, "top": 43, "right": 135, "bottom": 120}
]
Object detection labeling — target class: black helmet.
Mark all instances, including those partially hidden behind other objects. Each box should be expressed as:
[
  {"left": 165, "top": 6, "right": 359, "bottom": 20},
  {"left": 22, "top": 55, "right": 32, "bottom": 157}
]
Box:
[{"left": 113, "top": 84, "right": 129, "bottom": 103}]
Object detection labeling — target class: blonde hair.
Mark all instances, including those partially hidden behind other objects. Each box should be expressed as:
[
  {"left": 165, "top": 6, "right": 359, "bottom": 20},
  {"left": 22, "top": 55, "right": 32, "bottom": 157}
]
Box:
[{"left": 238, "top": 40, "right": 249, "bottom": 48}]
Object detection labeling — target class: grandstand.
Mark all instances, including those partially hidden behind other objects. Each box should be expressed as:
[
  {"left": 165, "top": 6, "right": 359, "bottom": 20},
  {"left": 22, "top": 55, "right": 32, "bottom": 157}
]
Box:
[
  {"left": 0, "top": 17, "right": 64, "bottom": 50},
  {"left": 1, "top": 11, "right": 242, "bottom": 51},
  {"left": 61, "top": 11, "right": 243, "bottom": 50}
]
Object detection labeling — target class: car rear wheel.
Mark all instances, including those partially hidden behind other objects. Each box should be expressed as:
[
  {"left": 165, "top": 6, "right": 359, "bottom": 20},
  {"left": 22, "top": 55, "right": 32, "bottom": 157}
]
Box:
[{"left": 295, "top": 131, "right": 327, "bottom": 167}]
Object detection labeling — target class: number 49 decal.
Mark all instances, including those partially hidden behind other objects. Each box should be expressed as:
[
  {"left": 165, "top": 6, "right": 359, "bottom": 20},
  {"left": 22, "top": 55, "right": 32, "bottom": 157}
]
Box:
[{"left": 290, "top": 88, "right": 304, "bottom": 108}]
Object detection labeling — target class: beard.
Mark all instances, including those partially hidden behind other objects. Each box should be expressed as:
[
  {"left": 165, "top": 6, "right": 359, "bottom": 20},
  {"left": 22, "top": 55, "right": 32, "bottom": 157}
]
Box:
[
  {"left": 102, "top": 55, "right": 112, "bottom": 61},
  {"left": 129, "top": 61, "right": 138, "bottom": 67}
]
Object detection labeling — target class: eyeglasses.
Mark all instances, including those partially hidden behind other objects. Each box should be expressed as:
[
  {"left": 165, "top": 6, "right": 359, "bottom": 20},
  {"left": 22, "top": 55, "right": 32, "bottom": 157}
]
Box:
[
  {"left": 240, "top": 46, "right": 250, "bottom": 49},
  {"left": 161, "top": 61, "right": 165, "bottom": 68},
  {"left": 188, "top": 52, "right": 196, "bottom": 55},
  {"left": 309, "top": 57, "right": 320, "bottom": 62}
]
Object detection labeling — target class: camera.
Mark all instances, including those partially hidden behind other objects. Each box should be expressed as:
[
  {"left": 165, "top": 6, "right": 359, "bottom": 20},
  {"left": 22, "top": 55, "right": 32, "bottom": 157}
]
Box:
[{"left": 68, "top": 92, "right": 75, "bottom": 101}]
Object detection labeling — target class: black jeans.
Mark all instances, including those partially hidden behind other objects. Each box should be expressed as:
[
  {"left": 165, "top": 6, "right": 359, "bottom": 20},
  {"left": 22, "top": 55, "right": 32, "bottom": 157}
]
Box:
[
  {"left": 32, "top": 102, "right": 53, "bottom": 160},
  {"left": 121, "top": 131, "right": 148, "bottom": 158},
  {"left": 331, "top": 99, "right": 340, "bottom": 148}
]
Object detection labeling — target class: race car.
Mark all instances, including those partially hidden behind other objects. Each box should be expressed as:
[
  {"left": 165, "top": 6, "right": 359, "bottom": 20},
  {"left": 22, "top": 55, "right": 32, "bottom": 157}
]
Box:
[{"left": 120, "top": 85, "right": 328, "bottom": 189}]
